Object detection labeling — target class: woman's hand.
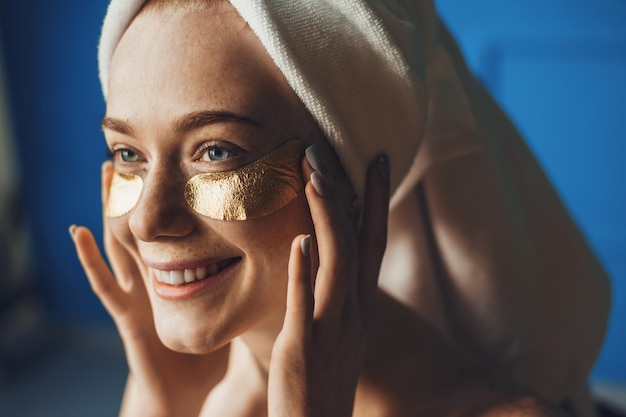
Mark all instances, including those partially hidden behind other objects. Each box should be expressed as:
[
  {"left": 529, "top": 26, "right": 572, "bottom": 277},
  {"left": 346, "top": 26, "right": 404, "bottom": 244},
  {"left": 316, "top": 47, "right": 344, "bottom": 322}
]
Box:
[
  {"left": 268, "top": 149, "right": 390, "bottom": 417},
  {"left": 70, "top": 161, "right": 228, "bottom": 417}
]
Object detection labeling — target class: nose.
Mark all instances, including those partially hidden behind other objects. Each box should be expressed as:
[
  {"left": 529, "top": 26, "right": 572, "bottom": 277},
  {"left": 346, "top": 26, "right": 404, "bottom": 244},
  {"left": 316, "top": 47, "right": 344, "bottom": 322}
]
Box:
[{"left": 128, "top": 167, "right": 194, "bottom": 242}]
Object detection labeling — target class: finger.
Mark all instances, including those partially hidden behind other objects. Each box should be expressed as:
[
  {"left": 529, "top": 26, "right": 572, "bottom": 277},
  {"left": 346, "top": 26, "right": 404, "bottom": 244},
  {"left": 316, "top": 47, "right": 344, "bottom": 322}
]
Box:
[
  {"left": 301, "top": 153, "right": 316, "bottom": 186},
  {"left": 282, "top": 234, "right": 314, "bottom": 338},
  {"left": 357, "top": 155, "right": 390, "bottom": 310},
  {"left": 70, "top": 225, "right": 127, "bottom": 315},
  {"left": 103, "top": 218, "right": 146, "bottom": 293},
  {"left": 302, "top": 145, "right": 361, "bottom": 232},
  {"left": 302, "top": 146, "right": 353, "bottom": 238},
  {"left": 305, "top": 173, "right": 356, "bottom": 320}
]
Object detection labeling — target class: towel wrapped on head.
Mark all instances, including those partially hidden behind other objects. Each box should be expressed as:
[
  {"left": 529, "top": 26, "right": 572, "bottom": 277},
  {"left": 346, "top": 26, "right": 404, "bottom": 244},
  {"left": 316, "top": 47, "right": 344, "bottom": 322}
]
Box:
[{"left": 98, "top": 0, "right": 476, "bottom": 207}]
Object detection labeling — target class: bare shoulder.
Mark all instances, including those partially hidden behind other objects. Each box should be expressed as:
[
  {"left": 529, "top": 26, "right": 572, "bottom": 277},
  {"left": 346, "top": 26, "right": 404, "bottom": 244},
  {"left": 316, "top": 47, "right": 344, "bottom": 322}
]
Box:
[{"left": 353, "top": 291, "right": 569, "bottom": 417}]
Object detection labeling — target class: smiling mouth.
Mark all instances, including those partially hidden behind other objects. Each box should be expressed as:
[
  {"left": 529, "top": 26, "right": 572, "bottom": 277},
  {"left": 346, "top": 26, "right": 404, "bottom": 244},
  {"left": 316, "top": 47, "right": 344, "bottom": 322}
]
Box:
[{"left": 152, "top": 258, "right": 241, "bottom": 286}]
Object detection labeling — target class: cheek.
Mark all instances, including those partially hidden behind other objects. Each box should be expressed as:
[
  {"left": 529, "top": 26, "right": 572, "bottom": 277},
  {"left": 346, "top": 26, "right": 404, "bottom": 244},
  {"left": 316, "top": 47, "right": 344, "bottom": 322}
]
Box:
[
  {"left": 257, "top": 194, "right": 313, "bottom": 247},
  {"left": 107, "top": 215, "right": 140, "bottom": 258},
  {"left": 212, "top": 193, "right": 313, "bottom": 272}
]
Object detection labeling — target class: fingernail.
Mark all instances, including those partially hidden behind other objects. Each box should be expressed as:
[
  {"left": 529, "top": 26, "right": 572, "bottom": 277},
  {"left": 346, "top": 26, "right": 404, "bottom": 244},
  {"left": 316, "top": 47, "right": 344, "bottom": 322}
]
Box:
[
  {"left": 305, "top": 145, "right": 326, "bottom": 173},
  {"left": 68, "top": 224, "right": 77, "bottom": 238},
  {"left": 310, "top": 171, "right": 327, "bottom": 197},
  {"left": 378, "top": 154, "right": 390, "bottom": 179},
  {"left": 300, "top": 235, "right": 311, "bottom": 257}
]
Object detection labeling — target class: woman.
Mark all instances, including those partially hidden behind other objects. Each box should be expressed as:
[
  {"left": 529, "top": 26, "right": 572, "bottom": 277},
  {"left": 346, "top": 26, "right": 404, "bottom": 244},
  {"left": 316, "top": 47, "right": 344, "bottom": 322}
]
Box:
[{"left": 70, "top": 0, "right": 610, "bottom": 416}]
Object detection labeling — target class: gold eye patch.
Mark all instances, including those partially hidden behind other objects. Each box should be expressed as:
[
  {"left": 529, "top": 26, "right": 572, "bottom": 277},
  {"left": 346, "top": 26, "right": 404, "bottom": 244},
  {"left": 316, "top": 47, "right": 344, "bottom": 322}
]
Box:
[
  {"left": 106, "top": 140, "right": 305, "bottom": 221},
  {"left": 106, "top": 171, "right": 143, "bottom": 218},
  {"left": 185, "top": 140, "right": 304, "bottom": 220}
]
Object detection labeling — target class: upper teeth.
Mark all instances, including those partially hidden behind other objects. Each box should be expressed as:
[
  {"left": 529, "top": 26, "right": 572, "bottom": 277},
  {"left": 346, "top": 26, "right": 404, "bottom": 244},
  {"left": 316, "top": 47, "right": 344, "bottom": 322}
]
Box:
[{"left": 154, "top": 264, "right": 220, "bottom": 286}]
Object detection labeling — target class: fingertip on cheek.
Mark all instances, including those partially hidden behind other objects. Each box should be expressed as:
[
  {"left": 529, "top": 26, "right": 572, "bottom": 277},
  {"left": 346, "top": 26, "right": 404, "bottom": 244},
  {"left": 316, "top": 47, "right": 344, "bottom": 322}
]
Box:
[
  {"left": 304, "top": 144, "right": 327, "bottom": 173},
  {"left": 304, "top": 180, "right": 318, "bottom": 202},
  {"left": 291, "top": 233, "right": 309, "bottom": 252},
  {"left": 300, "top": 156, "right": 315, "bottom": 179},
  {"left": 300, "top": 234, "right": 311, "bottom": 257},
  {"left": 310, "top": 171, "right": 327, "bottom": 197}
]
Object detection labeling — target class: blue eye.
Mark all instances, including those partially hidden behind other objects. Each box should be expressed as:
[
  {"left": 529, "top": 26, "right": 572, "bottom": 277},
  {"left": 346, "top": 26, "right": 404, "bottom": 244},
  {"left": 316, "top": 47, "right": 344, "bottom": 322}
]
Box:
[
  {"left": 204, "top": 146, "right": 232, "bottom": 161},
  {"left": 119, "top": 149, "right": 140, "bottom": 162}
]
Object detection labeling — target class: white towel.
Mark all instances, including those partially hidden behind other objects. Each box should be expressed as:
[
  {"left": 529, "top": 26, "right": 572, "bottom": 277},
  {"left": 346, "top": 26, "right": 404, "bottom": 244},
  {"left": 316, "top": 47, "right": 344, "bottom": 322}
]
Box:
[{"left": 98, "top": 0, "right": 429, "bottom": 206}]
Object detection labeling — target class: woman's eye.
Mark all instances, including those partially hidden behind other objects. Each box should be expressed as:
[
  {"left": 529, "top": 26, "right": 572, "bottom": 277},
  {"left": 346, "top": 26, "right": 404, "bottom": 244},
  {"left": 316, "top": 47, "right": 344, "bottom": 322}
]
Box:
[
  {"left": 118, "top": 149, "right": 139, "bottom": 163},
  {"left": 203, "top": 146, "right": 234, "bottom": 162}
]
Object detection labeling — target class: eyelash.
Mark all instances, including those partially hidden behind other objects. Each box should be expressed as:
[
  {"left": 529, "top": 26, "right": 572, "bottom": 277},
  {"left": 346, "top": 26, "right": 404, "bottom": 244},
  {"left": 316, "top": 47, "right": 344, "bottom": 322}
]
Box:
[
  {"left": 107, "top": 147, "right": 141, "bottom": 163},
  {"left": 196, "top": 142, "right": 241, "bottom": 162},
  {"left": 105, "top": 141, "right": 243, "bottom": 164}
]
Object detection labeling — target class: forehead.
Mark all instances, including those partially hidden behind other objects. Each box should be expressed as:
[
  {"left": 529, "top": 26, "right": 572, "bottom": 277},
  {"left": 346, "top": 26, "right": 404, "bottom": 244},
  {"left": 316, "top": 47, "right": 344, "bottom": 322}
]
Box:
[{"left": 106, "top": 3, "right": 317, "bottom": 141}]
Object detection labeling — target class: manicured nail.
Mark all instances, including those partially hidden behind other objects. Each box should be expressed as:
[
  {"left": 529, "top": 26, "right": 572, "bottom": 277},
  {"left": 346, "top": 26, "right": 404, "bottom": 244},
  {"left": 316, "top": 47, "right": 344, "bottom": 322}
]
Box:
[
  {"left": 300, "top": 235, "right": 311, "bottom": 257},
  {"left": 378, "top": 154, "right": 390, "bottom": 179},
  {"left": 68, "top": 224, "right": 77, "bottom": 238},
  {"left": 305, "top": 145, "right": 327, "bottom": 173},
  {"left": 310, "top": 171, "right": 327, "bottom": 197}
]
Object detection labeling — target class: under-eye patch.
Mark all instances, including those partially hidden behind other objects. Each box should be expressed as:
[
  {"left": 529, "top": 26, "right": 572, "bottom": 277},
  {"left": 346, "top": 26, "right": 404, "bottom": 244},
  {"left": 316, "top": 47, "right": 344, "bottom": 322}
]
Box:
[
  {"left": 106, "top": 171, "right": 143, "bottom": 218},
  {"left": 185, "top": 140, "right": 304, "bottom": 220},
  {"left": 106, "top": 140, "right": 305, "bottom": 221}
]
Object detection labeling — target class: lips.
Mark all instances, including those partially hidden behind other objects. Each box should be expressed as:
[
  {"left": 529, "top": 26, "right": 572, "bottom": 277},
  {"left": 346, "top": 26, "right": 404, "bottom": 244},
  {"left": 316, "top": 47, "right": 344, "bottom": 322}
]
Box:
[{"left": 151, "top": 258, "right": 241, "bottom": 286}]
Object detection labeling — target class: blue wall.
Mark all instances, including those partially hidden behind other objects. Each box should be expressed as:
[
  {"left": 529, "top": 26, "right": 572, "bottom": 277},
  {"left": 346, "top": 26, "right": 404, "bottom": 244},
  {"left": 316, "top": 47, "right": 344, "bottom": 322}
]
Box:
[
  {"left": 0, "top": 0, "right": 109, "bottom": 323},
  {"left": 1, "top": 1, "right": 623, "bottom": 382}
]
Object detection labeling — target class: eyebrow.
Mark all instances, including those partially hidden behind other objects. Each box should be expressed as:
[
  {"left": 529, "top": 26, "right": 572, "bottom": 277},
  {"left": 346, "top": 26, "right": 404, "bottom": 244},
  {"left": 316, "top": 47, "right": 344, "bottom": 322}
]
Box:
[
  {"left": 101, "top": 110, "right": 262, "bottom": 136},
  {"left": 101, "top": 117, "right": 135, "bottom": 136},
  {"left": 172, "top": 110, "right": 262, "bottom": 133}
]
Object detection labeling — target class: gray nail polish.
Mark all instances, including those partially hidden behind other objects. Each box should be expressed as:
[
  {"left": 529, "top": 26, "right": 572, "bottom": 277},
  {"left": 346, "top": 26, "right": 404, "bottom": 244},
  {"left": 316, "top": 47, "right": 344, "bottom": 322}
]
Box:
[
  {"left": 378, "top": 154, "right": 390, "bottom": 179},
  {"left": 300, "top": 235, "right": 311, "bottom": 257},
  {"left": 310, "top": 171, "right": 327, "bottom": 197},
  {"left": 305, "top": 145, "right": 327, "bottom": 173}
]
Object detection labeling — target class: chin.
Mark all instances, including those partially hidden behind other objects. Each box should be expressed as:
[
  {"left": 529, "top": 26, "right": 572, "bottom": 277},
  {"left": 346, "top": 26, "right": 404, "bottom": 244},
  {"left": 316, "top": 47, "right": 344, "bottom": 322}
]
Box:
[{"left": 154, "top": 311, "right": 232, "bottom": 354}]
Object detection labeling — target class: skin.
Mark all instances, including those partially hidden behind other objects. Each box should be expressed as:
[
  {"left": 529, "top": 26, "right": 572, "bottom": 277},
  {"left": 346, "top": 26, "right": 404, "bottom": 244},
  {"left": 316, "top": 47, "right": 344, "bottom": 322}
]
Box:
[{"left": 71, "top": 3, "right": 573, "bottom": 417}]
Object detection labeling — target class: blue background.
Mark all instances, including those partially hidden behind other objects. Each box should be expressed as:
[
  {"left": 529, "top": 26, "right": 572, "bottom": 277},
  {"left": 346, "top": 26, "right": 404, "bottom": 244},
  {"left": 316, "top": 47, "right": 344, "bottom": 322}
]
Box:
[{"left": 0, "top": 0, "right": 624, "bottom": 383}]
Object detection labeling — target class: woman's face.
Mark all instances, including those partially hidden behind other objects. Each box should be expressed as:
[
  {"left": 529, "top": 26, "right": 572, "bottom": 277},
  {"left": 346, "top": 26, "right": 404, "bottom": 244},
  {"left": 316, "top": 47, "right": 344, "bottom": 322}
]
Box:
[{"left": 104, "top": 3, "right": 334, "bottom": 353}]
